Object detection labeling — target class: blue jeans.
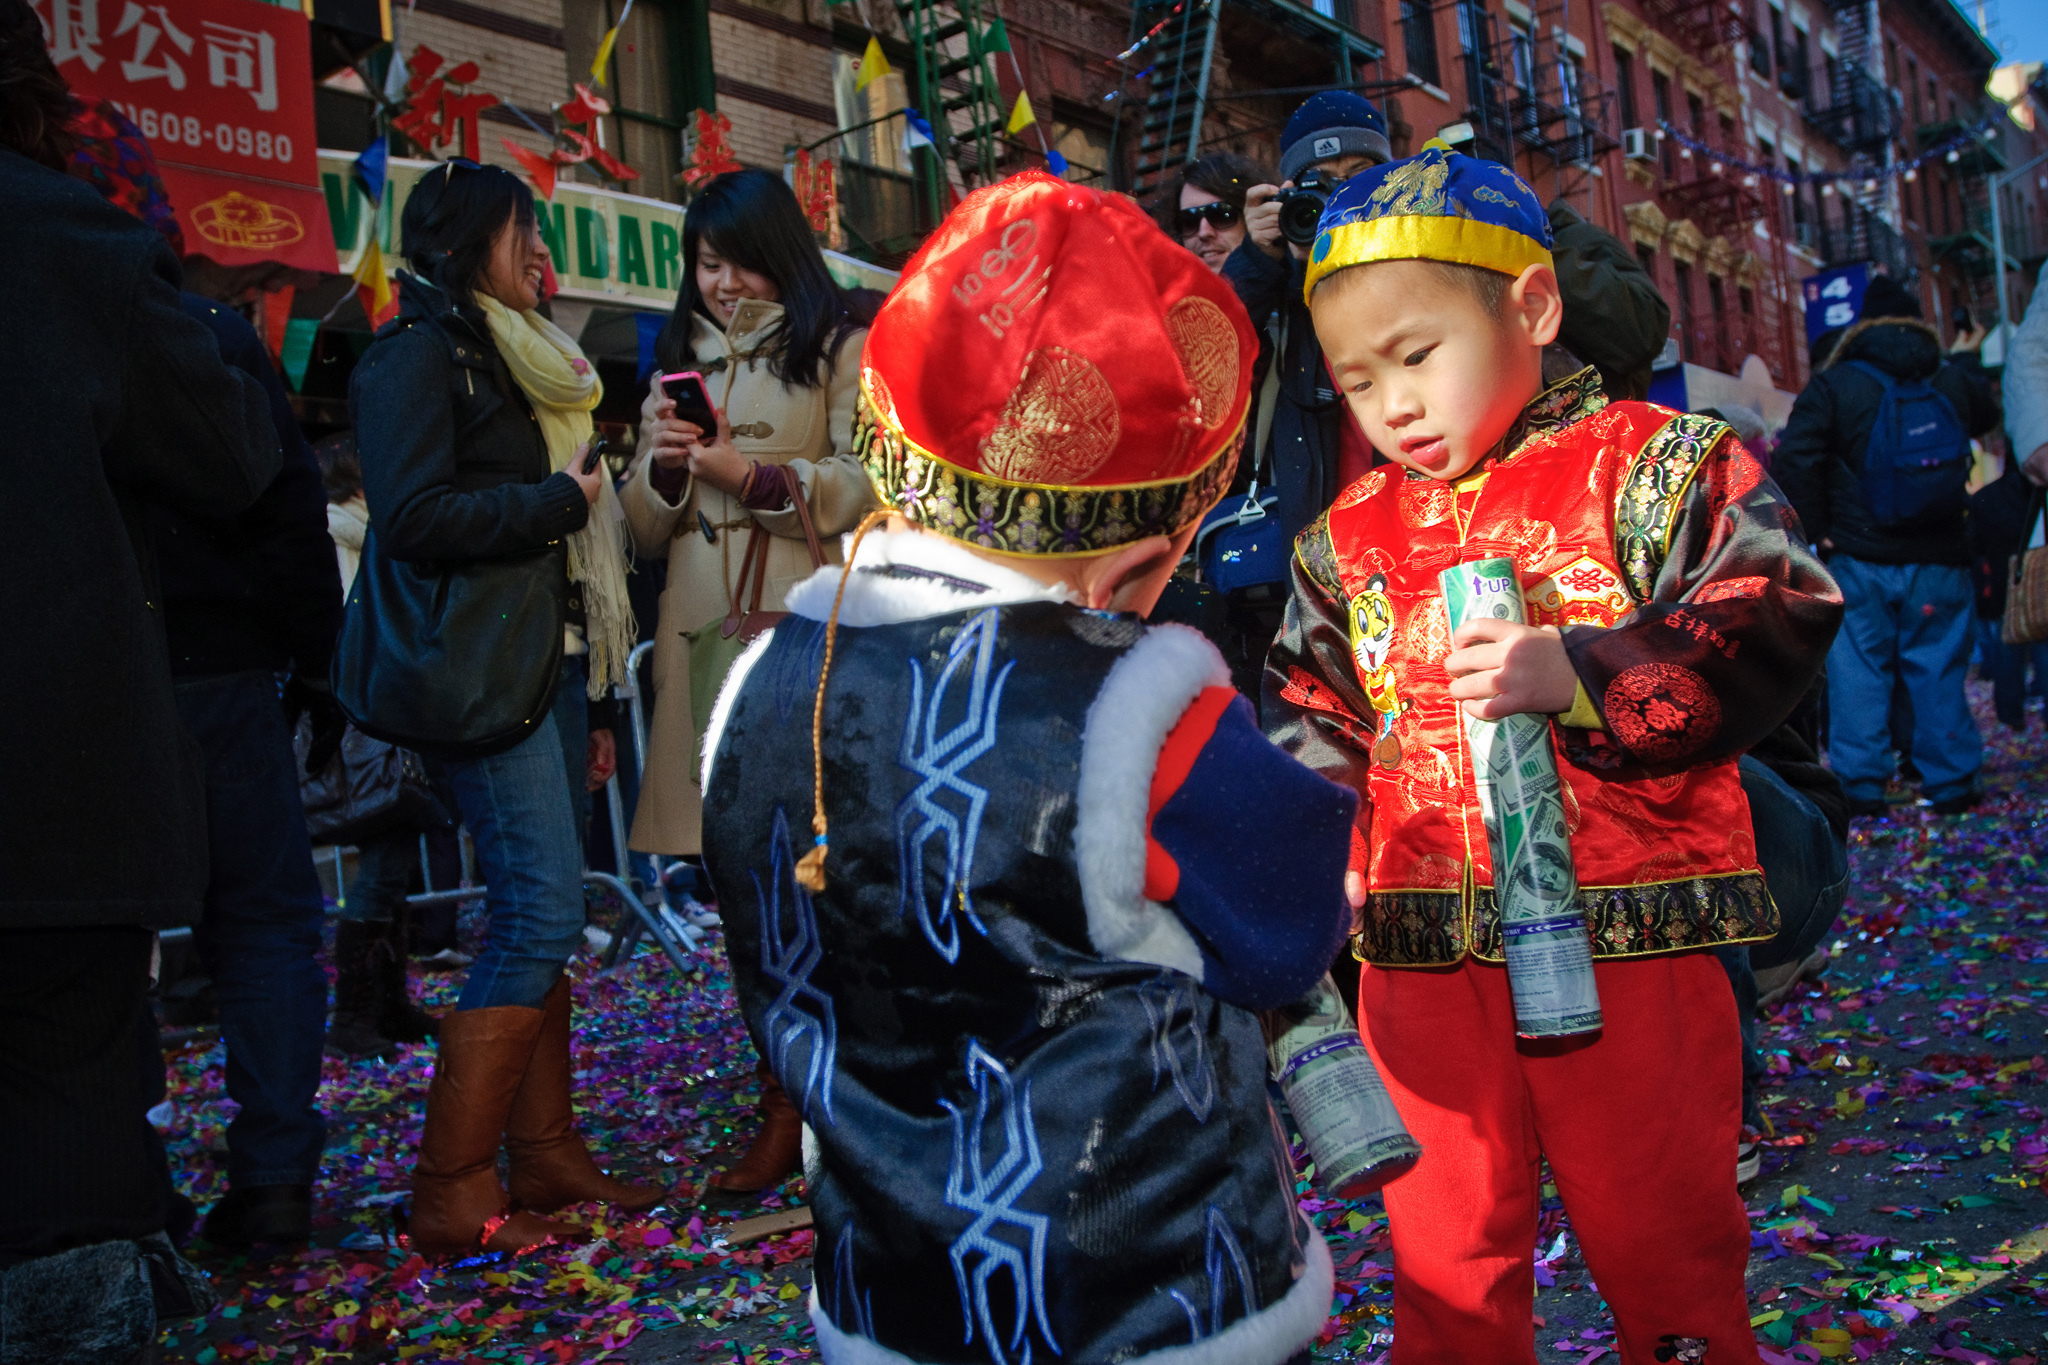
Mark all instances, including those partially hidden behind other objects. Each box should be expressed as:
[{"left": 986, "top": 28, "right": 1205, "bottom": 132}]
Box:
[
  {"left": 441, "top": 658, "right": 588, "bottom": 1011},
  {"left": 1717, "top": 755, "right": 1851, "bottom": 1128},
  {"left": 1824, "top": 555, "right": 1981, "bottom": 804},
  {"left": 173, "top": 672, "right": 328, "bottom": 1188}
]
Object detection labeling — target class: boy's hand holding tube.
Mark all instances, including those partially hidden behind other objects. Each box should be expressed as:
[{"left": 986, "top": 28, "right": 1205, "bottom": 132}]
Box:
[{"left": 1444, "top": 619, "right": 1579, "bottom": 720}]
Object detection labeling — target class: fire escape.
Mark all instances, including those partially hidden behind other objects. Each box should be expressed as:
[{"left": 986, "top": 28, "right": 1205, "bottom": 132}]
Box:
[
  {"left": 1113, "top": 0, "right": 1383, "bottom": 198},
  {"left": 1636, "top": 0, "right": 1793, "bottom": 378},
  {"left": 1793, "top": 0, "right": 1914, "bottom": 282},
  {"left": 1456, "top": 0, "right": 1621, "bottom": 171},
  {"left": 893, "top": 0, "right": 1012, "bottom": 225}
]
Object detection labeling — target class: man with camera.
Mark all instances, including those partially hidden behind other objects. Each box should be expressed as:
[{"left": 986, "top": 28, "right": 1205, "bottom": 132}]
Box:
[{"left": 1223, "top": 91, "right": 1392, "bottom": 548}]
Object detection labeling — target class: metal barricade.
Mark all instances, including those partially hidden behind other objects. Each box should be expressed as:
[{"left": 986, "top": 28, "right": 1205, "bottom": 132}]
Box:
[{"left": 396, "top": 639, "right": 702, "bottom": 975}]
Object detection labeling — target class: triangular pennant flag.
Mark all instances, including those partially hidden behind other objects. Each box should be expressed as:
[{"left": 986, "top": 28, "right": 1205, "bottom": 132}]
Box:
[
  {"left": 980, "top": 16, "right": 1011, "bottom": 52},
  {"left": 854, "top": 35, "right": 890, "bottom": 92},
  {"left": 381, "top": 31, "right": 408, "bottom": 105},
  {"left": 1006, "top": 89, "right": 1035, "bottom": 135},
  {"left": 502, "top": 137, "right": 557, "bottom": 200},
  {"left": 280, "top": 318, "right": 319, "bottom": 392},
  {"left": 1046, "top": 147, "right": 1069, "bottom": 176},
  {"left": 901, "top": 107, "right": 936, "bottom": 153},
  {"left": 591, "top": 0, "right": 634, "bottom": 83},
  {"left": 352, "top": 136, "right": 388, "bottom": 206},
  {"left": 592, "top": 24, "right": 622, "bottom": 81},
  {"left": 353, "top": 236, "right": 396, "bottom": 326}
]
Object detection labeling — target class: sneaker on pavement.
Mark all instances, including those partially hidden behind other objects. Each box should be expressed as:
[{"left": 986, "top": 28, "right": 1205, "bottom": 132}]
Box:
[
  {"left": 1737, "top": 1126, "right": 1763, "bottom": 1184},
  {"left": 1925, "top": 789, "right": 1981, "bottom": 816}
]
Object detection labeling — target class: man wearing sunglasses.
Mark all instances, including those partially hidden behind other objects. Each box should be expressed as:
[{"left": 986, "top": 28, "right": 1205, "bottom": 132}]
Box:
[{"left": 1163, "top": 153, "right": 1270, "bottom": 274}]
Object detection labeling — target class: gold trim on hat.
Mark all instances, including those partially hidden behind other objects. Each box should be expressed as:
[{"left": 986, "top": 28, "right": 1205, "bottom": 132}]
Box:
[
  {"left": 1304, "top": 215, "right": 1555, "bottom": 301},
  {"left": 855, "top": 377, "right": 1245, "bottom": 557}
]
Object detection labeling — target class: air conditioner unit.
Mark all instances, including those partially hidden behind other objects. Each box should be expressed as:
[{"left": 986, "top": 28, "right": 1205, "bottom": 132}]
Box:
[{"left": 1622, "top": 127, "right": 1654, "bottom": 160}]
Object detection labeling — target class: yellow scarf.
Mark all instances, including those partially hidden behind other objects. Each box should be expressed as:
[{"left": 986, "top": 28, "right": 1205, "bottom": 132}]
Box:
[{"left": 476, "top": 294, "right": 635, "bottom": 697}]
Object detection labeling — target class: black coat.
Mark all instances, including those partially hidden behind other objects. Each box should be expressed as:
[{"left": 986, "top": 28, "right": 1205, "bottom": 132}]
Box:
[
  {"left": 348, "top": 274, "right": 586, "bottom": 567},
  {"left": 1220, "top": 243, "right": 1343, "bottom": 546},
  {"left": 0, "top": 151, "right": 280, "bottom": 930},
  {"left": 151, "top": 295, "right": 342, "bottom": 678},
  {"left": 1774, "top": 318, "right": 2000, "bottom": 567}
]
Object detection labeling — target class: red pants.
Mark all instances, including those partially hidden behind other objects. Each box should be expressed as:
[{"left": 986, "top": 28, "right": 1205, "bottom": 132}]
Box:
[{"left": 1358, "top": 954, "right": 1759, "bottom": 1365}]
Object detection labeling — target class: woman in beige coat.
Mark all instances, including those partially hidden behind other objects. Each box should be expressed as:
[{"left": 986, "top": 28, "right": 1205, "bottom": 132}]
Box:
[
  {"left": 621, "top": 170, "right": 876, "bottom": 1190},
  {"left": 624, "top": 169, "right": 876, "bottom": 858}
]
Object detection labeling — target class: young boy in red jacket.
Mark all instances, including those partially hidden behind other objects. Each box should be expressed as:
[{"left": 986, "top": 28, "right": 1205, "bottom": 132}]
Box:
[{"left": 1264, "top": 148, "right": 1842, "bottom": 1363}]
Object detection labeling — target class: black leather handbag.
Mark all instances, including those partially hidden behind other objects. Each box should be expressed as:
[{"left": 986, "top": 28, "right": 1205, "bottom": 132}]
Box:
[
  {"left": 331, "top": 527, "right": 567, "bottom": 759},
  {"left": 294, "top": 717, "right": 453, "bottom": 847}
]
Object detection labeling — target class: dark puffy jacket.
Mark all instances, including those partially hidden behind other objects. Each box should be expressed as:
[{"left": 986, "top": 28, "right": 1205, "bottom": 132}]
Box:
[
  {"left": 1546, "top": 199, "right": 1671, "bottom": 401},
  {"left": 348, "top": 273, "right": 587, "bottom": 567},
  {"left": 1774, "top": 318, "right": 2000, "bottom": 567},
  {"left": 151, "top": 295, "right": 342, "bottom": 678},
  {"left": 1, "top": 150, "right": 279, "bottom": 930}
]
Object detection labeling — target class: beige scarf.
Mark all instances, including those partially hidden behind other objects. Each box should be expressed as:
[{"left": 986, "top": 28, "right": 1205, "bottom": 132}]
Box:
[{"left": 476, "top": 294, "right": 635, "bottom": 698}]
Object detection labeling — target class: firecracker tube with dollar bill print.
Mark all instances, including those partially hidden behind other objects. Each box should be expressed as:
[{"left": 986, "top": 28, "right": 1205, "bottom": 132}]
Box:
[
  {"left": 1264, "top": 974, "right": 1421, "bottom": 1197},
  {"left": 1439, "top": 557, "right": 1603, "bottom": 1039}
]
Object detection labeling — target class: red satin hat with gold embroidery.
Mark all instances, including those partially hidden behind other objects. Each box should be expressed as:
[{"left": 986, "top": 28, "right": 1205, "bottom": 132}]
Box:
[{"left": 857, "top": 171, "right": 1258, "bottom": 556}]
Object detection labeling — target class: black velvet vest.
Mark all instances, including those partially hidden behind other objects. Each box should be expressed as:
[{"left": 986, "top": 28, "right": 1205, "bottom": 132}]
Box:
[{"left": 702, "top": 597, "right": 1311, "bottom": 1365}]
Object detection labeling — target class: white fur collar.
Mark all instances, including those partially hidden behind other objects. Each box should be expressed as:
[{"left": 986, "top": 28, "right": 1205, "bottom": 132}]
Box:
[{"left": 781, "top": 530, "right": 1075, "bottom": 628}]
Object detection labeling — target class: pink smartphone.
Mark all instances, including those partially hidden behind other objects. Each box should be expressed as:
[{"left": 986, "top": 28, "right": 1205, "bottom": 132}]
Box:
[{"left": 659, "top": 370, "right": 716, "bottom": 432}]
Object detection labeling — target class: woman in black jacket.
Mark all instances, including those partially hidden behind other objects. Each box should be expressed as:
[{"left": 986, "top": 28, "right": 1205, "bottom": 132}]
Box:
[{"left": 347, "top": 162, "right": 658, "bottom": 1255}]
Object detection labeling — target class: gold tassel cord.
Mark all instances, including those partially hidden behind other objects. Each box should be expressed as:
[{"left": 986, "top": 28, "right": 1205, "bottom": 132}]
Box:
[{"left": 792, "top": 509, "right": 893, "bottom": 893}]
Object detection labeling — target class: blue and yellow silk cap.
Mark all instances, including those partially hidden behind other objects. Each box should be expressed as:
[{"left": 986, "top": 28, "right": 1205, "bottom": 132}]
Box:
[{"left": 1303, "top": 147, "right": 1554, "bottom": 302}]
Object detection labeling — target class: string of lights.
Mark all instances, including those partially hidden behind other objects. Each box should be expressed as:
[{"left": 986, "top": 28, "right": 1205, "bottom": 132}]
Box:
[{"left": 1654, "top": 115, "right": 1999, "bottom": 196}]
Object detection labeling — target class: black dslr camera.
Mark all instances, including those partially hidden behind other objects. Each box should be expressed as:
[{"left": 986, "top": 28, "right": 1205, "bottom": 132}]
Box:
[{"left": 1278, "top": 167, "right": 1342, "bottom": 246}]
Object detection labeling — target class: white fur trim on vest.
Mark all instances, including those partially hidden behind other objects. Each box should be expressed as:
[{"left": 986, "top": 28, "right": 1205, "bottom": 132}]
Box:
[
  {"left": 808, "top": 1217, "right": 1334, "bottom": 1365},
  {"left": 700, "top": 629, "right": 775, "bottom": 792},
  {"left": 783, "top": 529, "right": 1073, "bottom": 627},
  {"left": 1073, "top": 623, "right": 1231, "bottom": 981}
]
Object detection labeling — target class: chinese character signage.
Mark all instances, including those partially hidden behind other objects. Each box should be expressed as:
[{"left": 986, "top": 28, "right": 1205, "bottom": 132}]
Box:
[
  {"left": 319, "top": 151, "right": 898, "bottom": 312},
  {"left": 36, "top": 0, "right": 338, "bottom": 272},
  {"left": 1801, "top": 265, "right": 1868, "bottom": 348}
]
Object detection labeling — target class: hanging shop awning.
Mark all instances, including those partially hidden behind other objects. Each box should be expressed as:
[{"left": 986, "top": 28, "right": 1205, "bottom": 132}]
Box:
[
  {"left": 44, "top": 0, "right": 338, "bottom": 274},
  {"left": 319, "top": 152, "right": 898, "bottom": 313}
]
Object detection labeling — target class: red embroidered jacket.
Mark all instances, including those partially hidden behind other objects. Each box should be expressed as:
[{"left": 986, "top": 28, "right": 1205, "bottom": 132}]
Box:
[{"left": 1263, "top": 368, "right": 1843, "bottom": 965}]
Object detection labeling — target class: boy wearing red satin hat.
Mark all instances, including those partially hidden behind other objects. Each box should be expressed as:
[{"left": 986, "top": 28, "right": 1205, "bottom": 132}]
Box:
[
  {"left": 1263, "top": 148, "right": 1844, "bottom": 1364},
  {"left": 697, "top": 172, "right": 1360, "bottom": 1365}
]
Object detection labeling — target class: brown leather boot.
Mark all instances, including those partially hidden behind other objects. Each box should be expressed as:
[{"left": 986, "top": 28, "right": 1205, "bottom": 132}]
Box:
[
  {"left": 707, "top": 1063, "right": 803, "bottom": 1193},
  {"left": 505, "top": 978, "right": 663, "bottom": 1214},
  {"left": 410, "top": 1004, "right": 574, "bottom": 1255}
]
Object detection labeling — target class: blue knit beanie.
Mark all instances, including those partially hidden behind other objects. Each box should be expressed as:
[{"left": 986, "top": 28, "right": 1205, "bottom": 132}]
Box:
[{"left": 1278, "top": 91, "right": 1393, "bottom": 183}]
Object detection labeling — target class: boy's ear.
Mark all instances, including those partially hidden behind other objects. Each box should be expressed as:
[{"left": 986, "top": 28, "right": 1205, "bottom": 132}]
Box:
[{"left": 1509, "top": 263, "right": 1564, "bottom": 349}]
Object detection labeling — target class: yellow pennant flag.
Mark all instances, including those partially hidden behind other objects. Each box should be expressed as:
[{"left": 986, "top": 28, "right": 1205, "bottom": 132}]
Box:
[
  {"left": 353, "top": 235, "right": 393, "bottom": 321},
  {"left": 591, "top": 0, "right": 635, "bottom": 82},
  {"left": 591, "top": 25, "right": 621, "bottom": 80},
  {"left": 854, "top": 35, "right": 891, "bottom": 92},
  {"left": 1006, "top": 89, "right": 1036, "bottom": 134}
]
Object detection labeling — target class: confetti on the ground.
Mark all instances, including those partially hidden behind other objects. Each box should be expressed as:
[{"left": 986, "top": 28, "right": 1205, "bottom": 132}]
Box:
[{"left": 155, "top": 682, "right": 2048, "bottom": 1362}]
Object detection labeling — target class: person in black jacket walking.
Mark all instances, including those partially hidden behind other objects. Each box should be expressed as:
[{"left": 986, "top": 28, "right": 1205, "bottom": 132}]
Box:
[
  {"left": 0, "top": 2, "right": 279, "bottom": 1354},
  {"left": 346, "top": 162, "right": 659, "bottom": 1257},
  {"left": 66, "top": 99, "right": 348, "bottom": 1249},
  {"left": 1774, "top": 275, "right": 2000, "bottom": 815}
]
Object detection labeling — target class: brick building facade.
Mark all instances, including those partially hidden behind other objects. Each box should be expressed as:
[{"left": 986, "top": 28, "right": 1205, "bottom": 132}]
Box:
[{"left": 309, "top": 0, "right": 2046, "bottom": 395}]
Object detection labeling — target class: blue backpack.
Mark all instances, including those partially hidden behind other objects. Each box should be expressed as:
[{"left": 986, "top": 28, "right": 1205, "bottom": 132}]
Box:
[{"left": 1843, "top": 359, "right": 1970, "bottom": 529}]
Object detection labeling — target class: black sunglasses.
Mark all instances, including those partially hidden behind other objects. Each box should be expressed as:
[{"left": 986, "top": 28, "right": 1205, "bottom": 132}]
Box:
[{"left": 1176, "top": 201, "right": 1240, "bottom": 234}]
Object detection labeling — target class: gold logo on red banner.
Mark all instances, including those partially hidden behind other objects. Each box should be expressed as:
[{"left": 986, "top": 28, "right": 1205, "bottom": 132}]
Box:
[{"left": 191, "top": 191, "right": 305, "bottom": 251}]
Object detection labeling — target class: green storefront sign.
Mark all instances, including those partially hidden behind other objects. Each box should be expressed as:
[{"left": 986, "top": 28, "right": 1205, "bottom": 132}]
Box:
[{"left": 318, "top": 151, "right": 896, "bottom": 311}]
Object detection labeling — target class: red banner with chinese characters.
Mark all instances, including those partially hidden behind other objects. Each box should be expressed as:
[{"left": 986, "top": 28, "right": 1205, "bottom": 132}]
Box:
[{"left": 34, "top": 0, "right": 337, "bottom": 272}]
